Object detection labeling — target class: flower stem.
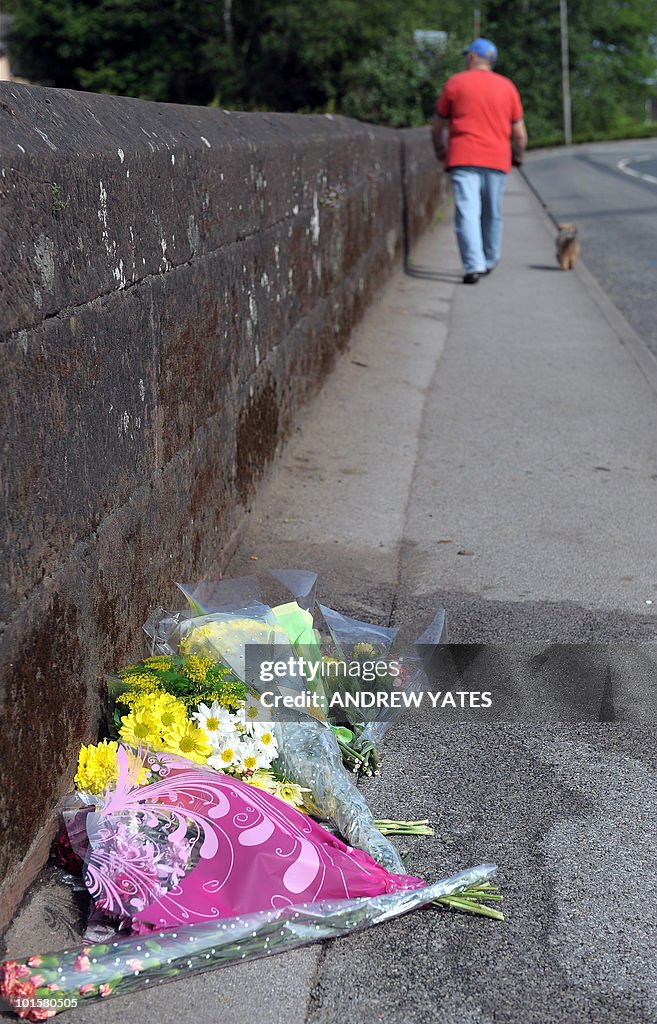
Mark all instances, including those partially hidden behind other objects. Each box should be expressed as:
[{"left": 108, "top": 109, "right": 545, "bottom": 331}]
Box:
[
  {"left": 433, "top": 884, "right": 504, "bottom": 921},
  {"left": 374, "top": 819, "right": 434, "bottom": 836}
]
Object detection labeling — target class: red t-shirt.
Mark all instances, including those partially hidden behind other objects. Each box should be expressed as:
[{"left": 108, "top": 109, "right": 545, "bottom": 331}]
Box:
[{"left": 436, "top": 69, "right": 523, "bottom": 173}]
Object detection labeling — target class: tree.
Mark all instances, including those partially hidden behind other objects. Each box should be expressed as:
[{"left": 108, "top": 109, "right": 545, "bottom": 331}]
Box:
[
  {"left": 6, "top": 0, "right": 216, "bottom": 103},
  {"left": 6, "top": 0, "right": 655, "bottom": 134},
  {"left": 482, "top": 0, "right": 657, "bottom": 139},
  {"left": 341, "top": 34, "right": 465, "bottom": 128},
  {"left": 205, "top": 0, "right": 454, "bottom": 112},
  {"left": 6, "top": 0, "right": 451, "bottom": 109}
]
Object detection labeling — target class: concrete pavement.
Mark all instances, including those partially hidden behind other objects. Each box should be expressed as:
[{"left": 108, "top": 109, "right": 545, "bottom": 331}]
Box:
[
  {"left": 521, "top": 139, "right": 657, "bottom": 356},
  {"left": 4, "top": 168, "right": 657, "bottom": 1023}
]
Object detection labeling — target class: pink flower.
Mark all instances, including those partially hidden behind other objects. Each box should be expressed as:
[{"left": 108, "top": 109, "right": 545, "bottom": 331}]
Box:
[
  {"left": 46, "top": 983, "right": 60, "bottom": 991},
  {"left": 78, "top": 983, "right": 95, "bottom": 996},
  {"left": 30, "top": 974, "right": 46, "bottom": 987},
  {"left": 99, "top": 983, "right": 112, "bottom": 997},
  {"left": 73, "top": 954, "right": 91, "bottom": 972},
  {"left": 5, "top": 978, "right": 36, "bottom": 1018},
  {"left": 15, "top": 964, "right": 31, "bottom": 978},
  {"left": 0, "top": 962, "right": 18, "bottom": 998},
  {"left": 126, "top": 958, "right": 143, "bottom": 972},
  {"left": 26, "top": 957, "right": 42, "bottom": 968}
]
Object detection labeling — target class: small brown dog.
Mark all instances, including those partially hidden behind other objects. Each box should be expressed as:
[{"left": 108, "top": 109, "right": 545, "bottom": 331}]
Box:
[{"left": 556, "top": 223, "right": 580, "bottom": 270}]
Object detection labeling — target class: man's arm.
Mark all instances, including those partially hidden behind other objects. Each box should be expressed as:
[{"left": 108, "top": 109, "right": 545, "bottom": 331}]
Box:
[
  {"left": 511, "top": 118, "right": 528, "bottom": 166},
  {"left": 431, "top": 114, "right": 449, "bottom": 163}
]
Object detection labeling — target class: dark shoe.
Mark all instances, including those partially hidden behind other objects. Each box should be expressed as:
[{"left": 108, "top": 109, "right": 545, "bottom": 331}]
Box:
[{"left": 463, "top": 272, "right": 480, "bottom": 284}]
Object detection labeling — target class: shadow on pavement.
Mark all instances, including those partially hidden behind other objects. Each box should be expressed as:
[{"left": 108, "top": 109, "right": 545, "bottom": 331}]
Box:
[{"left": 405, "top": 264, "right": 462, "bottom": 282}]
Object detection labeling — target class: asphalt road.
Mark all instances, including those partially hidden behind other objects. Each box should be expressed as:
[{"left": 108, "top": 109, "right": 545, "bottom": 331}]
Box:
[{"left": 523, "top": 138, "right": 657, "bottom": 356}]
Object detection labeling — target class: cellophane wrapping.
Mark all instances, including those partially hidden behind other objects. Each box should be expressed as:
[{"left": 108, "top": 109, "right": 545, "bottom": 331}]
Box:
[{"left": 0, "top": 864, "right": 496, "bottom": 1020}]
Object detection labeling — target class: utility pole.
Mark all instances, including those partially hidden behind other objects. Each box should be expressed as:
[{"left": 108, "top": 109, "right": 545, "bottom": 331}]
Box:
[{"left": 560, "top": 0, "right": 572, "bottom": 144}]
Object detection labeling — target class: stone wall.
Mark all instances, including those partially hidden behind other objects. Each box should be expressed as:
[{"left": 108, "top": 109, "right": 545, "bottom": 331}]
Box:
[{"left": 0, "top": 83, "right": 443, "bottom": 924}]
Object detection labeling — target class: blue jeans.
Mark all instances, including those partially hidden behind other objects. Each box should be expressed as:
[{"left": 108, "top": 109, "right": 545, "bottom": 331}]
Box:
[{"left": 450, "top": 167, "right": 507, "bottom": 275}]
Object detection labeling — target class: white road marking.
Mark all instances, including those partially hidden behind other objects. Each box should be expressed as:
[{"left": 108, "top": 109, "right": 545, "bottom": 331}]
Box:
[{"left": 617, "top": 156, "right": 657, "bottom": 186}]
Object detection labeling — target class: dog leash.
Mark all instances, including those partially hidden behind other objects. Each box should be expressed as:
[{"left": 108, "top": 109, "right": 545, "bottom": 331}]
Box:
[{"left": 515, "top": 162, "right": 562, "bottom": 231}]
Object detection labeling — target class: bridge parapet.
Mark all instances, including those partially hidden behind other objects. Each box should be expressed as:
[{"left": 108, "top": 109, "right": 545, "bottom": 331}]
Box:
[{"left": 0, "top": 83, "right": 443, "bottom": 924}]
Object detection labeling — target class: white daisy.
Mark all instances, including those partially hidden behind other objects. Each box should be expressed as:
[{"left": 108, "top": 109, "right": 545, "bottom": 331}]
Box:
[
  {"left": 207, "top": 740, "right": 239, "bottom": 772},
  {"left": 237, "top": 740, "right": 270, "bottom": 774},
  {"left": 247, "top": 719, "right": 275, "bottom": 740},
  {"left": 255, "top": 730, "right": 278, "bottom": 765},
  {"left": 192, "top": 701, "right": 235, "bottom": 747}
]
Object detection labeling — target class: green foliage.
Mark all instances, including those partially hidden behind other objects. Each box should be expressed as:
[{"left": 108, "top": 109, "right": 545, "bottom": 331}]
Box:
[
  {"left": 7, "top": 0, "right": 447, "bottom": 109},
  {"left": 5, "top": 0, "right": 657, "bottom": 140},
  {"left": 50, "top": 181, "right": 70, "bottom": 212},
  {"left": 115, "top": 654, "right": 246, "bottom": 710},
  {"left": 341, "top": 34, "right": 464, "bottom": 127},
  {"left": 529, "top": 121, "right": 657, "bottom": 150},
  {"left": 483, "top": 0, "right": 657, "bottom": 141},
  {"left": 7, "top": 0, "right": 218, "bottom": 102},
  {"left": 202, "top": 0, "right": 453, "bottom": 113}
]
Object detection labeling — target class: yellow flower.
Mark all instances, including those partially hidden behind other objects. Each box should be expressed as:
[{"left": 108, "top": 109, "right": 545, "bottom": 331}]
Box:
[
  {"left": 116, "top": 690, "right": 139, "bottom": 707},
  {"left": 274, "top": 780, "right": 310, "bottom": 811},
  {"left": 184, "top": 655, "right": 214, "bottom": 683},
  {"left": 179, "top": 623, "right": 220, "bottom": 654},
  {"left": 75, "top": 740, "right": 120, "bottom": 794},
  {"left": 115, "top": 670, "right": 161, "bottom": 707},
  {"left": 180, "top": 619, "right": 287, "bottom": 658},
  {"left": 143, "top": 656, "right": 174, "bottom": 670},
  {"left": 208, "top": 745, "right": 238, "bottom": 770},
  {"left": 147, "top": 693, "right": 187, "bottom": 733},
  {"left": 236, "top": 766, "right": 311, "bottom": 812},
  {"left": 216, "top": 684, "right": 246, "bottom": 713},
  {"left": 121, "top": 671, "right": 160, "bottom": 691},
  {"left": 244, "top": 704, "right": 260, "bottom": 724},
  {"left": 119, "top": 707, "right": 162, "bottom": 748},
  {"left": 246, "top": 770, "right": 277, "bottom": 793},
  {"left": 162, "top": 720, "right": 212, "bottom": 764},
  {"left": 74, "top": 741, "right": 149, "bottom": 795}
]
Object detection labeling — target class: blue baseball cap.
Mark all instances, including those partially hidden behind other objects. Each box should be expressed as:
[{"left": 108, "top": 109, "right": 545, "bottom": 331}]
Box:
[{"left": 463, "top": 38, "right": 498, "bottom": 63}]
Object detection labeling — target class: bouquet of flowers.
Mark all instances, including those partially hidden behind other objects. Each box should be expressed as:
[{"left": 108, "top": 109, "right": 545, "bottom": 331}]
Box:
[
  {"left": 143, "top": 570, "right": 446, "bottom": 872},
  {"left": 1, "top": 742, "right": 499, "bottom": 1020},
  {"left": 0, "top": 571, "right": 504, "bottom": 1022}
]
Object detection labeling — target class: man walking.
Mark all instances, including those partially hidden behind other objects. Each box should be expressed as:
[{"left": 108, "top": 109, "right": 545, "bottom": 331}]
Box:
[{"left": 432, "top": 38, "right": 527, "bottom": 284}]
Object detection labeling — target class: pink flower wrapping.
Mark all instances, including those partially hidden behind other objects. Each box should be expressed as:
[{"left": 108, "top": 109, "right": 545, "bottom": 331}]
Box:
[{"left": 80, "top": 746, "right": 423, "bottom": 932}]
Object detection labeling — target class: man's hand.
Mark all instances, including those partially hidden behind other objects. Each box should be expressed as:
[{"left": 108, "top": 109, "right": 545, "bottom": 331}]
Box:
[
  {"left": 431, "top": 114, "right": 449, "bottom": 165},
  {"left": 511, "top": 118, "right": 527, "bottom": 169}
]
